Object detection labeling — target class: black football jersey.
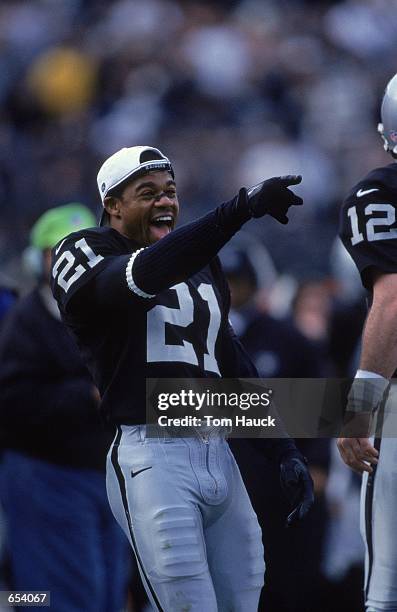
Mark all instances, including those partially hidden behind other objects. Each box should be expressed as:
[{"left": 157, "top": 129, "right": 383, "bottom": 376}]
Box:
[
  {"left": 340, "top": 163, "right": 397, "bottom": 290},
  {"left": 51, "top": 227, "right": 257, "bottom": 424}
]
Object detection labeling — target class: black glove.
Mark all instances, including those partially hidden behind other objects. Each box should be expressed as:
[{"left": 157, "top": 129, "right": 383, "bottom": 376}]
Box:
[
  {"left": 279, "top": 451, "right": 314, "bottom": 527},
  {"left": 239, "top": 175, "right": 303, "bottom": 224}
]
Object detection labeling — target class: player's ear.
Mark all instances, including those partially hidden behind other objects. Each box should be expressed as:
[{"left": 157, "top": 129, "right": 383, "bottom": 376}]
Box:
[{"left": 104, "top": 196, "right": 122, "bottom": 220}]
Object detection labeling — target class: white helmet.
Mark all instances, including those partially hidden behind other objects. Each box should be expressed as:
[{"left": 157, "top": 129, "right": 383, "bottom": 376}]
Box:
[{"left": 378, "top": 73, "right": 397, "bottom": 157}]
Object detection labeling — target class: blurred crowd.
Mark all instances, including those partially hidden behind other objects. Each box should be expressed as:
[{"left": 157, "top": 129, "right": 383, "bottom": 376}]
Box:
[
  {"left": 1, "top": 0, "right": 396, "bottom": 610},
  {"left": 0, "top": 0, "right": 396, "bottom": 278}
]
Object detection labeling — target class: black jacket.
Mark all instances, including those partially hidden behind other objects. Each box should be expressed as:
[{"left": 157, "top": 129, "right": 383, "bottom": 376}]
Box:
[{"left": 0, "top": 287, "right": 114, "bottom": 470}]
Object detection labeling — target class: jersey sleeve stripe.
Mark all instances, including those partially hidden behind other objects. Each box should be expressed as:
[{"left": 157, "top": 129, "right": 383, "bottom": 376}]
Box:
[{"left": 126, "top": 249, "right": 155, "bottom": 298}]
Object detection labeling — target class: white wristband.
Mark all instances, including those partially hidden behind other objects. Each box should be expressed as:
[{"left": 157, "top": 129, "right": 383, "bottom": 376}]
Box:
[
  {"left": 355, "top": 369, "right": 388, "bottom": 381},
  {"left": 347, "top": 370, "right": 390, "bottom": 413}
]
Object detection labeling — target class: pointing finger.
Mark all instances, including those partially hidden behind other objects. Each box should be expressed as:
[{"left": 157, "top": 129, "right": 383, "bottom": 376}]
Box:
[{"left": 278, "top": 174, "right": 302, "bottom": 186}]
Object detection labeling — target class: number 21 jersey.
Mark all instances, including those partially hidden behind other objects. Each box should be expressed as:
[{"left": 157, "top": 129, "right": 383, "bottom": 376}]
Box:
[{"left": 51, "top": 226, "right": 256, "bottom": 425}]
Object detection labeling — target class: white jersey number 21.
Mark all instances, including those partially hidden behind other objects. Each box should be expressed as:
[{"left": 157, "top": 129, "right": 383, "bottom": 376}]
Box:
[
  {"left": 52, "top": 238, "right": 104, "bottom": 292},
  {"left": 147, "top": 282, "right": 221, "bottom": 375}
]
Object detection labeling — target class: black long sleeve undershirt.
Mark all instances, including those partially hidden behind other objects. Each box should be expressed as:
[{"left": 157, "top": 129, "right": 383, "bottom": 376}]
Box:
[
  {"left": 132, "top": 191, "right": 251, "bottom": 295},
  {"left": 62, "top": 195, "right": 301, "bottom": 462},
  {"left": 68, "top": 193, "right": 251, "bottom": 313}
]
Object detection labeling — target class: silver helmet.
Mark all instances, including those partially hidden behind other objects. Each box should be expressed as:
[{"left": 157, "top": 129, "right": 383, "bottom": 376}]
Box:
[{"left": 378, "top": 73, "right": 397, "bottom": 156}]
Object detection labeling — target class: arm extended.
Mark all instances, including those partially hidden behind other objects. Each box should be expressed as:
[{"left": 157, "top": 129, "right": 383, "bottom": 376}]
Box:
[{"left": 91, "top": 177, "right": 302, "bottom": 304}]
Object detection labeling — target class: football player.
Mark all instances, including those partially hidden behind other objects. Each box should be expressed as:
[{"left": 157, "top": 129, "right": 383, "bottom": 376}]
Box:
[
  {"left": 51, "top": 146, "right": 313, "bottom": 611},
  {"left": 338, "top": 73, "right": 397, "bottom": 612}
]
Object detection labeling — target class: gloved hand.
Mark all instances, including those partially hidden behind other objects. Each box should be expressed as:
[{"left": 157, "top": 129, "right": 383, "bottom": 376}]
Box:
[
  {"left": 239, "top": 175, "right": 303, "bottom": 224},
  {"left": 279, "top": 451, "right": 314, "bottom": 527}
]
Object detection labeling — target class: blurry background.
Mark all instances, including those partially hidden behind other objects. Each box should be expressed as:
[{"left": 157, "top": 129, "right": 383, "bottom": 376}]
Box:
[
  {"left": 0, "top": 0, "right": 396, "bottom": 610},
  {"left": 0, "top": 0, "right": 394, "bottom": 279}
]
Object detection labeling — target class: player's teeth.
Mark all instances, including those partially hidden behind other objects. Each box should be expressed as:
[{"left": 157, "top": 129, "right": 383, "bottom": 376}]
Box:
[{"left": 153, "top": 216, "right": 172, "bottom": 223}]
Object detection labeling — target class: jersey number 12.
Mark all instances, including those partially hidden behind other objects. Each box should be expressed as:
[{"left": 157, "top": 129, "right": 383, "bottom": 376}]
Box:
[{"left": 348, "top": 204, "right": 397, "bottom": 245}]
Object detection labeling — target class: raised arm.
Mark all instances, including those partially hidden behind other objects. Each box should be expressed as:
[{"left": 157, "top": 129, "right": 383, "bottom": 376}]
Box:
[
  {"left": 128, "top": 175, "right": 302, "bottom": 297},
  {"left": 52, "top": 176, "right": 302, "bottom": 312}
]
